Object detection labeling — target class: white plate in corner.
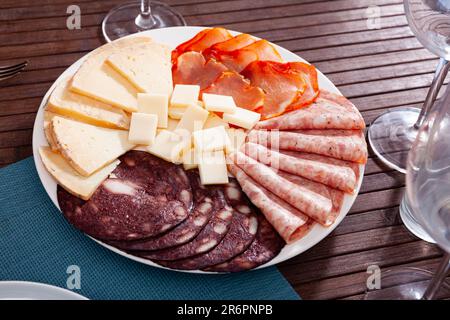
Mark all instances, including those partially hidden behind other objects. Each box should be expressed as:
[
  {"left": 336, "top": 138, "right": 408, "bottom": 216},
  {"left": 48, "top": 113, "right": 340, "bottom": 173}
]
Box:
[
  {"left": 32, "top": 26, "right": 365, "bottom": 273},
  {"left": 0, "top": 281, "right": 88, "bottom": 300}
]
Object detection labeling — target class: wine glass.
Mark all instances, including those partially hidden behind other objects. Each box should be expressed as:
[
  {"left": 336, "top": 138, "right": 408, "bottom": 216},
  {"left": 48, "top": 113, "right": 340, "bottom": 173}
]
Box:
[
  {"left": 365, "top": 83, "right": 450, "bottom": 300},
  {"left": 368, "top": 0, "right": 450, "bottom": 173},
  {"left": 102, "top": 0, "right": 186, "bottom": 42}
]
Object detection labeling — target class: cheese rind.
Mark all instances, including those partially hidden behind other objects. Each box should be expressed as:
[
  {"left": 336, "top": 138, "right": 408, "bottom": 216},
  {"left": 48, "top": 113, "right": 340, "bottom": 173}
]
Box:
[
  {"left": 128, "top": 113, "right": 158, "bottom": 145},
  {"left": 39, "top": 147, "right": 119, "bottom": 200},
  {"left": 203, "top": 113, "right": 230, "bottom": 129},
  {"left": 43, "top": 111, "right": 60, "bottom": 151},
  {"left": 137, "top": 93, "right": 169, "bottom": 128},
  {"left": 198, "top": 150, "right": 229, "bottom": 185},
  {"left": 176, "top": 104, "right": 209, "bottom": 134},
  {"left": 170, "top": 84, "right": 200, "bottom": 108},
  {"left": 222, "top": 107, "right": 261, "bottom": 129},
  {"left": 48, "top": 76, "right": 130, "bottom": 129},
  {"left": 51, "top": 116, "right": 135, "bottom": 176},
  {"left": 192, "top": 126, "right": 231, "bottom": 152},
  {"left": 202, "top": 93, "right": 237, "bottom": 113},
  {"left": 106, "top": 42, "right": 173, "bottom": 96},
  {"left": 147, "top": 130, "right": 190, "bottom": 163}
]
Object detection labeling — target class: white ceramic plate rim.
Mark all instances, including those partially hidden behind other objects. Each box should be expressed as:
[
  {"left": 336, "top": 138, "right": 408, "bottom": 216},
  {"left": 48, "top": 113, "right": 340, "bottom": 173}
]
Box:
[
  {"left": 0, "top": 281, "right": 88, "bottom": 300},
  {"left": 32, "top": 26, "right": 364, "bottom": 274}
]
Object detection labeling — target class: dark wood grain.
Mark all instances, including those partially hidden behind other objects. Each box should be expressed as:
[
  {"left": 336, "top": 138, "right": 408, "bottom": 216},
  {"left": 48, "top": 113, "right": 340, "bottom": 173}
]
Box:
[{"left": 0, "top": 0, "right": 446, "bottom": 300}]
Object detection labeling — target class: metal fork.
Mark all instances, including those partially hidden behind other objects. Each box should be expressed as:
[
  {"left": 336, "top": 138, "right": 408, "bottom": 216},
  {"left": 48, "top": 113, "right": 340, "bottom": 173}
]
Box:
[{"left": 0, "top": 61, "right": 28, "bottom": 81}]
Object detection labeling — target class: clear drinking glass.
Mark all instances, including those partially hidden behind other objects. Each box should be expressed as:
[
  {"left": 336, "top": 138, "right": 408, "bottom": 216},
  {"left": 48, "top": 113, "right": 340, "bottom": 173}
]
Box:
[
  {"left": 365, "top": 83, "right": 450, "bottom": 300},
  {"left": 102, "top": 0, "right": 186, "bottom": 42},
  {"left": 368, "top": 0, "right": 450, "bottom": 173}
]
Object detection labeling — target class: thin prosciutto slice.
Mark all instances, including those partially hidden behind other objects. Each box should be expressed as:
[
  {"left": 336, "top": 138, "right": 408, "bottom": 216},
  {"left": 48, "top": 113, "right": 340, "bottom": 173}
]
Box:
[
  {"left": 247, "top": 129, "right": 368, "bottom": 163},
  {"left": 228, "top": 162, "right": 313, "bottom": 243},
  {"left": 172, "top": 51, "right": 228, "bottom": 90},
  {"left": 230, "top": 151, "right": 332, "bottom": 222},
  {"left": 172, "top": 27, "right": 232, "bottom": 64},
  {"left": 255, "top": 90, "right": 365, "bottom": 130},
  {"left": 203, "top": 33, "right": 257, "bottom": 58},
  {"left": 288, "top": 62, "right": 319, "bottom": 109},
  {"left": 241, "top": 142, "right": 357, "bottom": 193},
  {"left": 202, "top": 71, "right": 265, "bottom": 111},
  {"left": 242, "top": 61, "right": 306, "bottom": 119}
]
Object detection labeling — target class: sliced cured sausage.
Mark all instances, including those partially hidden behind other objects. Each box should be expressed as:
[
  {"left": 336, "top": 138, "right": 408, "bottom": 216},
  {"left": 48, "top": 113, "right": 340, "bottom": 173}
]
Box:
[
  {"left": 230, "top": 151, "right": 332, "bottom": 221},
  {"left": 247, "top": 129, "right": 368, "bottom": 163},
  {"left": 255, "top": 90, "right": 365, "bottom": 130},
  {"left": 106, "top": 170, "right": 225, "bottom": 251},
  {"left": 228, "top": 162, "right": 312, "bottom": 242},
  {"left": 57, "top": 151, "right": 193, "bottom": 241},
  {"left": 205, "top": 214, "right": 285, "bottom": 272},
  {"left": 241, "top": 142, "right": 357, "bottom": 193}
]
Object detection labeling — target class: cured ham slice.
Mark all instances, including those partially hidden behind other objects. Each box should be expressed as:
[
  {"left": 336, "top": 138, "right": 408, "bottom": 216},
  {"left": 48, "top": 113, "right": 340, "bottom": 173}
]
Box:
[
  {"left": 203, "top": 33, "right": 257, "bottom": 58},
  {"left": 172, "top": 27, "right": 232, "bottom": 64},
  {"left": 242, "top": 61, "right": 306, "bottom": 119},
  {"left": 228, "top": 162, "right": 312, "bottom": 243},
  {"left": 247, "top": 129, "right": 368, "bottom": 163},
  {"left": 229, "top": 151, "right": 332, "bottom": 222},
  {"left": 241, "top": 142, "right": 357, "bottom": 193},
  {"left": 288, "top": 62, "right": 319, "bottom": 109},
  {"left": 255, "top": 90, "right": 365, "bottom": 130},
  {"left": 172, "top": 51, "right": 228, "bottom": 90},
  {"left": 202, "top": 71, "right": 265, "bottom": 111}
]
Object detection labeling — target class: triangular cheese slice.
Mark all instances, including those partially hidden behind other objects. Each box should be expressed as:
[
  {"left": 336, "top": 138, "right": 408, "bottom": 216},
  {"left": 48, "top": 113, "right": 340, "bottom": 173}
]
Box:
[
  {"left": 70, "top": 37, "right": 152, "bottom": 112},
  {"left": 43, "top": 111, "right": 59, "bottom": 151},
  {"left": 48, "top": 76, "right": 130, "bottom": 129},
  {"left": 51, "top": 116, "right": 135, "bottom": 176},
  {"left": 106, "top": 42, "right": 173, "bottom": 96},
  {"left": 39, "top": 147, "right": 119, "bottom": 200}
]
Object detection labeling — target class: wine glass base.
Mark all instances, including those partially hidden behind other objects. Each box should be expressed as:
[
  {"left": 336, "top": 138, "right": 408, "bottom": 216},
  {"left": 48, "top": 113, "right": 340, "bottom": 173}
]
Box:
[
  {"left": 102, "top": 1, "right": 186, "bottom": 42},
  {"left": 400, "top": 196, "right": 436, "bottom": 243},
  {"left": 363, "top": 267, "right": 450, "bottom": 300},
  {"left": 368, "top": 107, "right": 421, "bottom": 173}
]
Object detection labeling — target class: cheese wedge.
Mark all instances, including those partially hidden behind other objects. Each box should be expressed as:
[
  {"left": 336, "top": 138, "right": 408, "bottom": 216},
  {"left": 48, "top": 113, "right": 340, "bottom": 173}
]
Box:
[
  {"left": 51, "top": 116, "right": 135, "bottom": 176},
  {"left": 106, "top": 42, "right": 173, "bottom": 96},
  {"left": 71, "top": 37, "right": 151, "bottom": 112},
  {"left": 48, "top": 77, "right": 130, "bottom": 129},
  {"left": 39, "top": 147, "right": 119, "bottom": 200},
  {"left": 43, "top": 111, "right": 60, "bottom": 151}
]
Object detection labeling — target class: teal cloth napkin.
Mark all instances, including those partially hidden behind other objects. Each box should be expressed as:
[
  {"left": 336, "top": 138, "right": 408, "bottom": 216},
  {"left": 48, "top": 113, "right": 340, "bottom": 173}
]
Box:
[{"left": 0, "top": 157, "right": 299, "bottom": 300}]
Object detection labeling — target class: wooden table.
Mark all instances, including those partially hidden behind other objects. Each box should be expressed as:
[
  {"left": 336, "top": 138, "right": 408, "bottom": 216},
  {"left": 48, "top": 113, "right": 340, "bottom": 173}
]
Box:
[{"left": 1, "top": 0, "right": 448, "bottom": 299}]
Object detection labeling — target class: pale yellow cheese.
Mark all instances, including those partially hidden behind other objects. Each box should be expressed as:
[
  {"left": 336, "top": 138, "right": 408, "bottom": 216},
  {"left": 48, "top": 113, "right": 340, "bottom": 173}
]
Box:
[
  {"left": 147, "top": 130, "right": 190, "bottom": 164},
  {"left": 71, "top": 37, "right": 151, "bottom": 112},
  {"left": 106, "top": 41, "right": 173, "bottom": 96},
  {"left": 43, "top": 111, "right": 60, "bottom": 151},
  {"left": 128, "top": 113, "right": 158, "bottom": 145},
  {"left": 198, "top": 150, "right": 229, "bottom": 185},
  {"left": 137, "top": 93, "right": 168, "bottom": 128},
  {"left": 192, "top": 126, "right": 231, "bottom": 152},
  {"left": 182, "top": 148, "right": 199, "bottom": 170},
  {"left": 167, "top": 118, "right": 180, "bottom": 131},
  {"left": 203, "top": 113, "right": 230, "bottom": 129},
  {"left": 39, "top": 146, "right": 119, "bottom": 200},
  {"left": 226, "top": 128, "right": 247, "bottom": 153},
  {"left": 168, "top": 106, "right": 186, "bottom": 120},
  {"left": 176, "top": 104, "right": 209, "bottom": 134},
  {"left": 222, "top": 106, "right": 261, "bottom": 129},
  {"left": 48, "top": 76, "right": 130, "bottom": 129},
  {"left": 202, "top": 93, "right": 237, "bottom": 113},
  {"left": 170, "top": 84, "right": 200, "bottom": 109},
  {"left": 51, "top": 116, "right": 135, "bottom": 176}
]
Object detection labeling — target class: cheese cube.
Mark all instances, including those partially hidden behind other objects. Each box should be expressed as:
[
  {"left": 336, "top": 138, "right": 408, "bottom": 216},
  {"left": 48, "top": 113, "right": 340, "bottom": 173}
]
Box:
[
  {"left": 167, "top": 118, "right": 179, "bottom": 131},
  {"left": 226, "top": 128, "right": 247, "bottom": 153},
  {"left": 128, "top": 113, "right": 158, "bottom": 145},
  {"left": 197, "top": 101, "right": 204, "bottom": 108},
  {"left": 222, "top": 107, "right": 261, "bottom": 129},
  {"left": 176, "top": 104, "right": 209, "bottom": 134},
  {"left": 204, "top": 113, "right": 230, "bottom": 129},
  {"left": 137, "top": 93, "right": 168, "bottom": 128},
  {"left": 198, "top": 150, "right": 229, "bottom": 185},
  {"left": 168, "top": 106, "right": 186, "bottom": 120},
  {"left": 192, "top": 126, "right": 231, "bottom": 152},
  {"left": 182, "top": 148, "right": 199, "bottom": 170},
  {"left": 147, "top": 130, "right": 189, "bottom": 163},
  {"left": 170, "top": 84, "right": 200, "bottom": 108},
  {"left": 202, "top": 93, "right": 237, "bottom": 113}
]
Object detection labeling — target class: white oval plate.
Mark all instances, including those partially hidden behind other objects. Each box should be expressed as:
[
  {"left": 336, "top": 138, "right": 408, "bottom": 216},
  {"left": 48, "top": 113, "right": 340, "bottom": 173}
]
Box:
[
  {"left": 0, "top": 281, "right": 88, "bottom": 300},
  {"left": 32, "top": 26, "right": 364, "bottom": 273}
]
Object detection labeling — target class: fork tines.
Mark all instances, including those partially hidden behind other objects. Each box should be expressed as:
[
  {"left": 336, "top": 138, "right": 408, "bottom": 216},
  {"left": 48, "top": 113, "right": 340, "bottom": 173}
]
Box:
[{"left": 0, "top": 61, "right": 28, "bottom": 81}]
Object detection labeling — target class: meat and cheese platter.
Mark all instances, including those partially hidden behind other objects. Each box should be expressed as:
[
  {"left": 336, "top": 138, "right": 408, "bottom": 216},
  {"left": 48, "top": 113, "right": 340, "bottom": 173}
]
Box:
[{"left": 32, "top": 26, "right": 367, "bottom": 273}]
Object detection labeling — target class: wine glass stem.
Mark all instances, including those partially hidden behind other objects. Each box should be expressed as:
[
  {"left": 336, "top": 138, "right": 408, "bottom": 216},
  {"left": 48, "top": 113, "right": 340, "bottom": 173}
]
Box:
[
  {"left": 422, "top": 252, "right": 450, "bottom": 300},
  {"left": 414, "top": 58, "right": 450, "bottom": 129},
  {"left": 135, "top": 0, "right": 156, "bottom": 29}
]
